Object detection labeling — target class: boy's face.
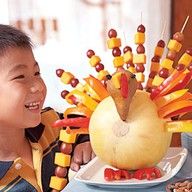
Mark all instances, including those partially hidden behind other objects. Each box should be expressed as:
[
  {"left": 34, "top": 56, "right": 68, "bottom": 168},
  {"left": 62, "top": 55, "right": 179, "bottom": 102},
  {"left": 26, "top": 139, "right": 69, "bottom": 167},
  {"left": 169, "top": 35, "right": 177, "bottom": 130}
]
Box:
[{"left": 0, "top": 47, "right": 47, "bottom": 129}]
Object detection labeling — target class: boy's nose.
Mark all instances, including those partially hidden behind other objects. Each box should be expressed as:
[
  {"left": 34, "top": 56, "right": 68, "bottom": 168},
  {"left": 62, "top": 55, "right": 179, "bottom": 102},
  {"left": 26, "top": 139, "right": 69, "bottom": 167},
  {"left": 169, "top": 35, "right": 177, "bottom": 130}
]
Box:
[{"left": 30, "top": 79, "right": 45, "bottom": 93}]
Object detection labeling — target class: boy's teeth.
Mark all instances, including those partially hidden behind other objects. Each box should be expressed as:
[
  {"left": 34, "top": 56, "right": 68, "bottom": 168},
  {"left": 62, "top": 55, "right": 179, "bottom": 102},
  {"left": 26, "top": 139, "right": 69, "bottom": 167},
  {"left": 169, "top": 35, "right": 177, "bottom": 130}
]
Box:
[{"left": 25, "top": 101, "right": 40, "bottom": 109}]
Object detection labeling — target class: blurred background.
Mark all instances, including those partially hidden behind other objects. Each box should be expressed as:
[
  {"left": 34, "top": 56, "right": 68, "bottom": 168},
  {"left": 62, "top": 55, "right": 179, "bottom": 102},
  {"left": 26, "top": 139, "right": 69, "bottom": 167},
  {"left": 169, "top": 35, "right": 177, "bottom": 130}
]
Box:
[
  {"left": 0, "top": 0, "right": 191, "bottom": 145},
  {"left": 0, "top": 0, "right": 172, "bottom": 110}
]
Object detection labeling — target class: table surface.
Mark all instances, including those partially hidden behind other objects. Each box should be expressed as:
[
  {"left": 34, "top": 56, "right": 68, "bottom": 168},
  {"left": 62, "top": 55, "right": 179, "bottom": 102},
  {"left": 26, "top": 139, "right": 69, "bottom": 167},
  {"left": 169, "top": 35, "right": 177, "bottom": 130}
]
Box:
[{"left": 63, "top": 150, "right": 192, "bottom": 192}]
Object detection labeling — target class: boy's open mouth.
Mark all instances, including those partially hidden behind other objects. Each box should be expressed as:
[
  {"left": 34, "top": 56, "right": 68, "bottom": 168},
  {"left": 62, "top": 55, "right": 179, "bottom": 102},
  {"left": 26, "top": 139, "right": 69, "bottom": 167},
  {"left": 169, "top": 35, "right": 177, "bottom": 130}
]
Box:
[{"left": 25, "top": 101, "right": 40, "bottom": 110}]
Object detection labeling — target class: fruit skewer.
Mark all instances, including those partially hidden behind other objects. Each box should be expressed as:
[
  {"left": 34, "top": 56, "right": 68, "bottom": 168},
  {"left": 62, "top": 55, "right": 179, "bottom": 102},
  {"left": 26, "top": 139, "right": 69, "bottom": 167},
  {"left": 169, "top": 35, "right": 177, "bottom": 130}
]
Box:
[
  {"left": 152, "top": 16, "right": 189, "bottom": 87},
  {"left": 133, "top": 24, "right": 146, "bottom": 90}
]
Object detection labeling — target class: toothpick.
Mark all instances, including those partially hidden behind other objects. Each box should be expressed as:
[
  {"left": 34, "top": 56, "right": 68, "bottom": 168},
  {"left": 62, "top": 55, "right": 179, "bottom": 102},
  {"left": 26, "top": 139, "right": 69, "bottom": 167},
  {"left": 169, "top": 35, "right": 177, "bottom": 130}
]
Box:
[
  {"left": 140, "top": 12, "right": 142, "bottom": 24},
  {"left": 180, "top": 15, "right": 190, "bottom": 33},
  {"left": 123, "top": 30, "right": 127, "bottom": 46},
  {"left": 160, "top": 21, "right": 167, "bottom": 40}
]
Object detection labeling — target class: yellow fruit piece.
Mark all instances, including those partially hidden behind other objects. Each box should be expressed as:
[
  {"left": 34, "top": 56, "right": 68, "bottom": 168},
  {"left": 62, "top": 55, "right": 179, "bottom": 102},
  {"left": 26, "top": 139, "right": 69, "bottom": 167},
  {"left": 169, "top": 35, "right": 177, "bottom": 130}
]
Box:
[
  {"left": 135, "top": 72, "right": 145, "bottom": 82},
  {"left": 113, "top": 56, "right": 124, "bottom": 67},
  {"left": 59, "top": 130, "right": 76, "bottom": 143},
  {"left": 150, "top": 62, "right": 159, "bottom": 72},
  {"left": 61, "top": 72, "right": 74, "bottom": 84},
  {"left": 166, "top": 120, "right": 192, "bottom": 132},
  {"left": 167, "top": 39, "right": 182, "bottom": 52},
  {"left": 112, "top": 72, "right": 122, "bottom": 89},
  {"left": 123, "top": 51, "right": 133, "bottom": 63},
  {"left": 128, "top": 66, "right": 136, "bottom": 73},
  {"left": 75, "top": 83, "right": 84, "bottom": 92},
  {"left": 107, "top": 38, "right": 121, "bottom": 49},
  {"left": 178, "top": 53, "right": 192, "bottom": 67},
  {"left": 152, "top": 75, "right": 164, "bottom": 86},
  {"left": 84, "top": 83, "right": 101, "bottom": 101},
  {"left": 66, "top": 89, "right": 98, "bottom": 111},
  {"left": 154, "top": 89, "right": 188, "bottom": 109},
  {"left": 154, "top": 47, "right": 164, "bottom": 57},
  {"left": 184, "top": 68, "right": 190, "bottom": 74},
  {"left": 134, "top": 32, "right": 145, "bottom": 44},
  {"left": 160, "top": 58, "right": 174, "bottom": 70},
  {"left": 49, "top": 176, "right": 67, "bottom": 190},
  {"left": 97, "top": 70, "right": 110, "bottom": 81},
  {"left": 55, "top": 153, "right": 71, "bottom": 167},
  {"left": 89, "top": 55, "right": 101, "bottom": 67},
  {"left": 133, "top": 54, "right": 146, "bottom": 64}
]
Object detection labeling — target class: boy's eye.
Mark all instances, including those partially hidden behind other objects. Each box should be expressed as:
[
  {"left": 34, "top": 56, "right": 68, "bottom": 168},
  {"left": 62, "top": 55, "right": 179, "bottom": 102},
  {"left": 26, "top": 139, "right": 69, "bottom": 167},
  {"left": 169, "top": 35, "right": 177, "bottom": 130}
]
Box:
[
  {"left": 13, "top": 75, "right": 25, "bottom": 80},
  {"left": 34, "top": 71, "right": 41, "bottom": 76}
]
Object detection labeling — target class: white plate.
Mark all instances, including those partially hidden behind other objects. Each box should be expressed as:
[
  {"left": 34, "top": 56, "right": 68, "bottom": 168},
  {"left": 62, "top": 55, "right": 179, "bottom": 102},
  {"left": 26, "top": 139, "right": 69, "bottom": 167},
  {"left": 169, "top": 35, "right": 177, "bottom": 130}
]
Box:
[{"left": 74, "top": 147, "right": 188, "bottom": 188}]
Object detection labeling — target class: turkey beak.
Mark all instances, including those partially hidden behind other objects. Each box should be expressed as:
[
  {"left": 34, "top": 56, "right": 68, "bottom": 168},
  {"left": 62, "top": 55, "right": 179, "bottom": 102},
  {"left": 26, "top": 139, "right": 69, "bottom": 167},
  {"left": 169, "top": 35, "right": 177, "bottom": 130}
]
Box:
[{"left": 106, "top": 71, "right": 137, "bottom": 122}]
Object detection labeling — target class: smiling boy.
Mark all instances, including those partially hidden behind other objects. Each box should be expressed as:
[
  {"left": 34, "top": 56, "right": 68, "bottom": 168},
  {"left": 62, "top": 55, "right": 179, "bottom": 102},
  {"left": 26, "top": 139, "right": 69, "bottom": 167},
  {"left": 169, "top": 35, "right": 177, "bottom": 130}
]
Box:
[{"left": 0, "top": 24, "right": 94, "bottom": 191}]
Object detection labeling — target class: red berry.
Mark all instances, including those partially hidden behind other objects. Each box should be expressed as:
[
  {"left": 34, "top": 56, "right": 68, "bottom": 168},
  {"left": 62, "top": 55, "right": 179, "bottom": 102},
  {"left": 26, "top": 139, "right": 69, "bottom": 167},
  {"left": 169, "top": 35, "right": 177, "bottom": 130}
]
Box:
[
  {"left": 136, "top": 64, "right": 145, "bottom": 73},
  {"left": 137, "top": 83, "right": 143, "bottom": 90},
  {"left": 108, "top": 29, "right": 117, "bottom": 38},
  {"left": 157, "top": 40, "right": 165, "bottom": 48},
  {"left": 137, "top": 24, "right": 145, "bottom": 33},
  {"left": 95, "top": 63, "right": 104, "bottom": 72},
  {"left": 123, "top": 46, "right": 132, "bottom": 53},
  {"left": 176, "top": 64, "right": 185, "bottom": 71},
  {"left": 150, "top": 88, "right": 161, "bottom": 99},
  {"left": 159, "top": 68, "right": 169, "bottom": 78},
  {"left": 146, "top": 87, "right": 152, "bottom": 93},
  {"left": 167, "top": 51, "right": 176, "bottom": 60},
  {"left": 56, "top": 69, "right": 64, "bottom": 77},
  {"left": 87, "top": 49, "right": 95, "bottom": 58},
  {"left": 188, "top": 63, "right": 192, "bottom": 71},
  {"left": 51, "top": 189, "right": 60, "bottom": 192},
  {"left": 151, "top": 56, "right": 160, "bottom": 62},
  {"left": 136, "top": 44, "right": 145, "bottom": 54},
  {"left": 149, "top": 71, "right": 156, "bottom": 78},
  {"left": 70, "top": 78, "right": 79, "bottom": 87},
  {"left": 60, "top": 143, "right": 72, "bottom": 154},
  {"left": 126, "top": 63, "right": 134, "bottom": 68},
  {"left": 186, "top": 48, "right": 192, "bottom": 56},
  {"left": 173, "top": 32, "right": 184, "bottom": 42},
  {"left": 61, "top": 90, "right": 69, "bottom": 99},
  {"left": 112, "top": 47, "right": 121, "bottom": 57},
  {"left": 55, "top": 166, "right": 67, "bottom": 178}
]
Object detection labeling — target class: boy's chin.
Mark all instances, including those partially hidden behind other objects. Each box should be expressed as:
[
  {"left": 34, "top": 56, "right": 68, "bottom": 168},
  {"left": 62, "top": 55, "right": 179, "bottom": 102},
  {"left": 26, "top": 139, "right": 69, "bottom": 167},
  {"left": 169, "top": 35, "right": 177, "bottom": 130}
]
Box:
[{"left": 27, "top": 118, "right": 41, "bottom": 128}]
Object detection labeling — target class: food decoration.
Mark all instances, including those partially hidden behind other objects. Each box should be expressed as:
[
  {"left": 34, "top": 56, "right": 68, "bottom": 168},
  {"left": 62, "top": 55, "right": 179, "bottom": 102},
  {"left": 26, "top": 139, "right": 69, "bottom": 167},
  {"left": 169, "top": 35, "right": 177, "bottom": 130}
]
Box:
[
  {"left": 104, "top": 167, "right": 161, "bottom": 181},
  {"left": 133, "top": 24, "right": 146, "bottom": 90},
  {"left": 146, "top": 39, "right": 165, "bottom": 92},
  {"left": 50, "top": 16, "right": 192, "bottom": 191},
  {"left": 152, "top": 15, "right": 189, "bottom": 87}
]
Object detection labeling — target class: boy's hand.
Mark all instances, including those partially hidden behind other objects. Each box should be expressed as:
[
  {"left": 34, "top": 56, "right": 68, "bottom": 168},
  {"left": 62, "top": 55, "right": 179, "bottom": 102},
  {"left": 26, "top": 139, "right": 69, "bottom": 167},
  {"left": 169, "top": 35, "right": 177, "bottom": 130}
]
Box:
[{"left": 70, "top": 141, "right": 95, "bottom": 172}]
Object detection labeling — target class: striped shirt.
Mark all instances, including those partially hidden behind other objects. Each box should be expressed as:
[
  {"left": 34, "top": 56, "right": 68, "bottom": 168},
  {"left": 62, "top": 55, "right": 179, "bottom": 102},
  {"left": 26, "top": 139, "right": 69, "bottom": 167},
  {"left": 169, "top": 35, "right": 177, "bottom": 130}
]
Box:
[{"left": 0, "top": 107, "right": 88, "bottom": 192}]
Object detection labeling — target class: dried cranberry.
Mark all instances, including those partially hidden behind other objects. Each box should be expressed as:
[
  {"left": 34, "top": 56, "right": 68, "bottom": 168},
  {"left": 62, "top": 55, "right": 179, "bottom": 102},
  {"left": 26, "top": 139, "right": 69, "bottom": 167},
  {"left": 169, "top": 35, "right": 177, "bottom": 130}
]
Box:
[
  {"left": 56, "top": 69, "right": 64, "bottom": 77},
  {"left": 137, "top": 24, "right": 145, "bottom": 33},
  {"left": 95, "top": 63, "right": 104, "bottom": 72},
  {"left": 108, "top": 29, "right": 117, "bottom": 38},
  {"left": 123, "top": 46, "right": 132, "bottom": 53},
  {"left": 87, "top": 49, "right": 95, "bottom": 58},
  {"left": 61, "top": 90, "right": 69, "bottom": 99}
]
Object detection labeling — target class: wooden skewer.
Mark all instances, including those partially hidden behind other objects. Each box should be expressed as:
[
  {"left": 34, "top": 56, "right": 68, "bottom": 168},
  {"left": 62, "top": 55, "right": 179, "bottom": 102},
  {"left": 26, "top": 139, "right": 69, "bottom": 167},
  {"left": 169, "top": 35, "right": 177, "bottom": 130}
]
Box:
[
  {"left": 140, "top": 12, "right": 142, "bottom": 24},
  {"left": 160, "top": 21, "right": 167, "bottom": 40},
  {"left": 180, "top": 15, "right": 190, "bottom": 33},
  {"left": 123, "top": 30, "right": 127, "bottom": 46}
]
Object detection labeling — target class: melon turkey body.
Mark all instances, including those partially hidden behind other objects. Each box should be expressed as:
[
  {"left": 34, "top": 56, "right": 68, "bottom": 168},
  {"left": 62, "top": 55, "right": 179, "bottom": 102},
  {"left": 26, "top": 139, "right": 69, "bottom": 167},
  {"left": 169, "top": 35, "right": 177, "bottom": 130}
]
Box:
[{"left": 89, "top": 90, "right": 172, "bottom": 170}]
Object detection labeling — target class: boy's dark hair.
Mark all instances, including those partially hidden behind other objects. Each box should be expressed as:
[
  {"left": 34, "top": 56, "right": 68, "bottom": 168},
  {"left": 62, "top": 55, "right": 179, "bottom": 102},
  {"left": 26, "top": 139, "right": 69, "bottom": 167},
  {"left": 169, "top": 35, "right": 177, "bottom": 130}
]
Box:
[{"left": 0, "top": 24, "right": 32, "bottom": 56}]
